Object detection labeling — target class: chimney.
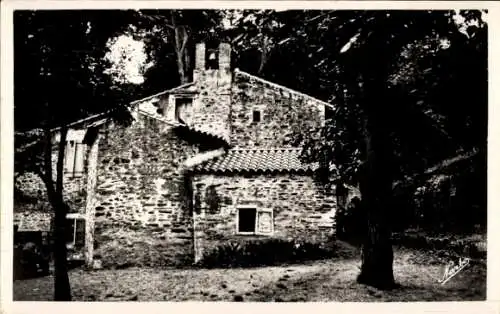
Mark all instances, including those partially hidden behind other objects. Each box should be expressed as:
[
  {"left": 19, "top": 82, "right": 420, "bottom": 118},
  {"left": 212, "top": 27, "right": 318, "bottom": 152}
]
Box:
[
  {"left": 193, "top": 43, "right": 206, "bottom": 83},
  {"left": 217, "top": 43, "right": 232, "bottom": 90},
  {"left": 195, "top": 43, "right": 206, "bottom": 70},
  {"left": 218, "top": 43, "right": 231, "bottom": 71},
  {"left": 189, "top": 41, "right": 232, "bottom": 143}
]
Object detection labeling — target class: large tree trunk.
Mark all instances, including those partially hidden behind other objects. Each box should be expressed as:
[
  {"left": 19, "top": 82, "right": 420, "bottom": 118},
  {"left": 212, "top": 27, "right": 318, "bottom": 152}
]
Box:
[
  {"left": 356, "top": 140, "right": 395, "bottom": 289},
  {"left": 43, "top": 126, "right": 72, "bottom": 300},
  {"left": 356, "top": 74, "right": 396, "bottom": 290}
]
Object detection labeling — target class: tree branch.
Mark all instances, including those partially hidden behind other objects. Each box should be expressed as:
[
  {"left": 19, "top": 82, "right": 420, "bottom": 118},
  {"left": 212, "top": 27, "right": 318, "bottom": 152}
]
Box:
[
  {"left": 393, "top": 149, "right": 479, "bottom": 189},
  {"left": 180, "top": 27, "right": 189, "bottom": 54}
]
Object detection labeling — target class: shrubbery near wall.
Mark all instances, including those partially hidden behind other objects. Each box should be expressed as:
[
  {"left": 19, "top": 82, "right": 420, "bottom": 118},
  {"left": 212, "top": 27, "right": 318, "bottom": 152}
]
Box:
[{"left": 197, "top": 239, "right": 336, "bottom": 268}]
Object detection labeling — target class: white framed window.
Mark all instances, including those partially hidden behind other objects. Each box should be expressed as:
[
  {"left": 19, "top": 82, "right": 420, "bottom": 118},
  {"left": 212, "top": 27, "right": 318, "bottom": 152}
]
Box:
[
  {"left": 237, "top": 206, "right": 274, "bottom": 235},
  {"left": 65, "top": 213, "right": 85, "bottom": 250}
]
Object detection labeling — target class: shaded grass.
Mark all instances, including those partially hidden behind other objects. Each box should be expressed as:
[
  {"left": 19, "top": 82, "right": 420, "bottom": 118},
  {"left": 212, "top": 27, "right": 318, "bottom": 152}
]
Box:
[{"left": 14, "top": 242, "right": 485, "bottom": 302}]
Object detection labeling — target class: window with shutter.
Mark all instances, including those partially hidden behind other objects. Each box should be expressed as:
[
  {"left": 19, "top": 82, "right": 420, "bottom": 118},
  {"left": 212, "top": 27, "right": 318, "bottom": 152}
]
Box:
[
  {"left": 64, "top": 141, "right": 86, "bottom": 177},
  {"left": 237, "top": 206, "right": 273, "bottom": 235},
  {"left": 256, "top": 210, "right": 273, "bottom": 234},
  {"left": 237, "top": 207, "right": 256, "bottom": 234},
  {"left": 73, "top": 143, "right": 85, "bottom": 176},
  {"left": 64, "top": 141, "right": 76, "bottom": 174}
]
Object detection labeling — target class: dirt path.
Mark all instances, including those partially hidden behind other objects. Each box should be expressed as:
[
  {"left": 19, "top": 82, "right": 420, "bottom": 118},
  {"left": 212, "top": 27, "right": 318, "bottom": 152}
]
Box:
[{"left": 14, "top": 243, "right": 485, "bottom": 301}]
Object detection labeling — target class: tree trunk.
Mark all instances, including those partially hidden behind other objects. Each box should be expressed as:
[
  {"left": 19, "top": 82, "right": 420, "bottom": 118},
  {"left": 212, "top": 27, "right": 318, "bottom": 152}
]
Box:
[
  {"left": 43, "top": 126, "right": 72, "bottom": 300},
  {"left": 171, "top": 11, "right": 190, "bottom": 84},
  {"left": 53, "top": 201, "right": 72, "bottom": 301},
  {"left": 257, "top": 36, "right": 269, "bottom": 75},
  {"left": 356, "top": 75, "right": 396, "bottom": 290},
  {"left": 175, "top": 47, "right": 188, "bottom": 84},
  {"left": 183, "top": 43, "right": 191, "bottom": 82},
  {"left": 335, "top": 182, "right": 348, "bottom": 239}
]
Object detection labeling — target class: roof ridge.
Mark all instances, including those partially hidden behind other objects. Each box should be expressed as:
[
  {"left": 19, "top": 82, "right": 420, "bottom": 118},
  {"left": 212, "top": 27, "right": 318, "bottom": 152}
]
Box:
[
  {"left": 129, "top": 82, "right": 196, "bottom": 105},
  {"left": 230, "top": 147, "right": 302, "bottom": 152},
  {"left": 130, "top": 90, "right": 170, "bottom": 105},
  {"left": 136, "top": 109, "right": 183, "bottom": 127},
  {"left": 234, "top": 69, "right": 334, "bottom": 109},
  {"left": 184, "top": 148, "right": 226, "bottom": 168},
  {"left": 136, "top": 109, "right": 230, "bottom": 144}
]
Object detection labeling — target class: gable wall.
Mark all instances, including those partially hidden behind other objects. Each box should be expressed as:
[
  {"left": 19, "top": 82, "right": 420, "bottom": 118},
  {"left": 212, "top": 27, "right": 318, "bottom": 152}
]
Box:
[
  {"left": 92, "top": 114, "right": 200, "bottom": 267},
  {"left": 230, "top": 72, "right": 325, "bottom": 147}
]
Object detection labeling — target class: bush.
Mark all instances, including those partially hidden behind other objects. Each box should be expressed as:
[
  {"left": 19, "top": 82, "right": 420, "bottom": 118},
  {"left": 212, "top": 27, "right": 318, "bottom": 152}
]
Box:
[
  {"left": 198, "top": 239, "right": 335, "bottom": 268},
  {"left": 14, "top": 242, "right": 50, "bottom": 279}
]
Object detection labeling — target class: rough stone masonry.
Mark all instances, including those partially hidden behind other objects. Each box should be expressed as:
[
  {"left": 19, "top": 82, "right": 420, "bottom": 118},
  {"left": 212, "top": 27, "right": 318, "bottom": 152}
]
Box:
[{"left": 14, "top": 41, "right": 340, "bottom": 268}]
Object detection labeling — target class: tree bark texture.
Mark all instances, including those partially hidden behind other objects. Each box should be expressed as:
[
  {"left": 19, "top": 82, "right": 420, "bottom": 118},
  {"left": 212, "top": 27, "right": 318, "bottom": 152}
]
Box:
[
  {"left": 43, "top": 126, "right": 72, "bottom": 301},
  {"left": 356, "top": 74, "right": 396, "bottom": 290},
  {"left": 171, "top": 11, "right": 190, "bottom": 84}
]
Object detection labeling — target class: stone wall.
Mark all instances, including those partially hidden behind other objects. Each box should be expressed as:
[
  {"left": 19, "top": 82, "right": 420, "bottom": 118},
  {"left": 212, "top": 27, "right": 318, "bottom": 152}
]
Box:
[
  {"left": 92, "top": 113, "right": 201, "bottom": 267},
  {"left": 230, "top": 71, "right": 325, "bottom": 148},
  {"left": 14, "top": 212, "right": 52, "bottom": 232},
  {"left": 14, "top": 132, "right": 96, "bottom": 231},
  {"left": 192, "top": 173, "right": 337, "bottom": 262},
  {"left": 185, "top": 43, "right": 232, "bottom": 142}
]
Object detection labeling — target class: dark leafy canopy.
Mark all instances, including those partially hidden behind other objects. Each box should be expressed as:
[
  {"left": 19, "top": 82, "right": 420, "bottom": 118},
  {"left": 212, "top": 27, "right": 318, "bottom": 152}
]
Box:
[
  {"left": 229, "top": 10, "right": 486, "bottom": 185},
  {"left": 13, "top": 10, "right": 143, "bottom": 132}
]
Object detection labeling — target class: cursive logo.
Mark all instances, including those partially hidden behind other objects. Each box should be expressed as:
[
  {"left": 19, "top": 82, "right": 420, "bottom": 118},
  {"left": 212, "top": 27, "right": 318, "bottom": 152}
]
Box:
[{"left": 439, "top": 257, "right": 470, "bottom": 285}]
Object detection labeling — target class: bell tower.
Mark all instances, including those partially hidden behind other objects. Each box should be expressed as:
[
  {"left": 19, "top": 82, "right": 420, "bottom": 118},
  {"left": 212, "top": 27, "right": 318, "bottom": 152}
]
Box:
[{"left": 189, "top": 41, "right": 233, "bottom": 143}]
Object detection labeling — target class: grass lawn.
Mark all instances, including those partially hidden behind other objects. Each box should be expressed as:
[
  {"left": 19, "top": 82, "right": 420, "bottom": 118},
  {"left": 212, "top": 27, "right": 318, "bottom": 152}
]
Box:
[{"left": 13, "top": 241, "right": 486, "bottom": 302}]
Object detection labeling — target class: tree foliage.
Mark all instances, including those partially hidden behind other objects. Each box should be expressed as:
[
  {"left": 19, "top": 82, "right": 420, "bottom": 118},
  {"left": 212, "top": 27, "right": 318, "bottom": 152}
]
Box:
[
  {"left": 228, "top": 9, "right": 486, "bottom": 182},
  {"left": 126, "top": 10, "right": 226, "bottom": 87}
]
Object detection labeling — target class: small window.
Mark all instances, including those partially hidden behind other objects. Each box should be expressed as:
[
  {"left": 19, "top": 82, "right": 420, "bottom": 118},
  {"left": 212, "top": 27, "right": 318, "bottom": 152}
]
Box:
[
  {"left": 237, "top": 207, "right": 273, "bottom": 235},
  {"left": 65, "top": 215, "right": 85, "bottom": 250},
  {"left": 252, "top": 110, "right": 261, "bottom": 123},
  {"left": 238, "top": 207, "right": 256, "bottom": 233},
  {"left": 64, "top": 141, "right": 86, "bottom": 178},
  {"left": 175, "top": 97, "right": 192, "bottom": 124}
]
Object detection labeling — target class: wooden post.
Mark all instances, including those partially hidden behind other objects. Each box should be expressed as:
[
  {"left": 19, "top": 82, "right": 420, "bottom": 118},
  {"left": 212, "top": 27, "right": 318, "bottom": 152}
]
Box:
[{"left": 84, "top": 131, "right": 101, "bottom": 268}]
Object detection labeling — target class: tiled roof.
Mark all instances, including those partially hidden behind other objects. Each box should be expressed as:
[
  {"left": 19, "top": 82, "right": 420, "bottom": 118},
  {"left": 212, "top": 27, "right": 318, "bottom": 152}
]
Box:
[{"left": 191, "top": 148, "right": 320, "bottom": 174}]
